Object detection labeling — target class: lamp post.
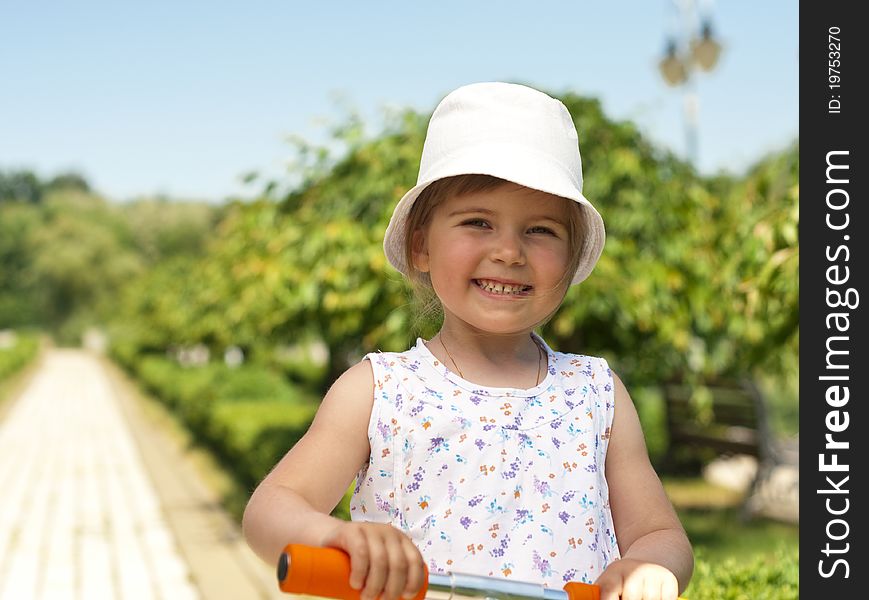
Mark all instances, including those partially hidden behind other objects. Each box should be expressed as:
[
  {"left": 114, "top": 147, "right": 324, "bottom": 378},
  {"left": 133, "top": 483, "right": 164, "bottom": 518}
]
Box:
[{"left": 658, "top": 0, "right": 722, "bottom": 166}]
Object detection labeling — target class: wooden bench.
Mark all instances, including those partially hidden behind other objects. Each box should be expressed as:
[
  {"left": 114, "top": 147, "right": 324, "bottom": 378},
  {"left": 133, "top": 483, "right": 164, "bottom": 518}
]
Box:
[{"left": 661, "top": 378, "right": 797, "bottom": 520}]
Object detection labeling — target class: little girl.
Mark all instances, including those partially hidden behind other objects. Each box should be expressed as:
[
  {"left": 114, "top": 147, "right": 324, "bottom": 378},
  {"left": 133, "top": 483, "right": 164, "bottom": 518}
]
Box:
[{"left": 243, "top": 82, "right": 693, "bottom": 600}]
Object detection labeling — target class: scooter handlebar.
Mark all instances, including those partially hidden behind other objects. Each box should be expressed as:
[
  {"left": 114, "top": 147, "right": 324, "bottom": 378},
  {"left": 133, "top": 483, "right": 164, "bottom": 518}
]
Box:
[{"left": 278, "top": 544, "right": 616, "bottom": 600}]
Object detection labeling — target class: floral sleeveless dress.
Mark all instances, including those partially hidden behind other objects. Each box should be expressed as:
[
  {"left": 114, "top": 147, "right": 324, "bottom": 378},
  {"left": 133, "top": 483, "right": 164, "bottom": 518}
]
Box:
[{"left": 350, "top": 332, "right": 620, "bottom": 587}]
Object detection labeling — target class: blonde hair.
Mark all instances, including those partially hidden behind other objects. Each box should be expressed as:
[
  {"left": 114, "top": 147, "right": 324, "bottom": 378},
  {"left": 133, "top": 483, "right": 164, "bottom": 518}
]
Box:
[{"left": 402, "top": 174, "right": 587, "bottom": 335}]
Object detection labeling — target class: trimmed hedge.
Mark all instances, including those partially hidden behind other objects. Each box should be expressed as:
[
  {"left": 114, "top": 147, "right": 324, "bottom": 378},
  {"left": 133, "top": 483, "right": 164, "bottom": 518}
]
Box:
[
  {"left": 116, "top": 352, "right": 320, "bottom": 497},
  {"left": 0, "top": 331, "right": 39, "bottom": 382}
]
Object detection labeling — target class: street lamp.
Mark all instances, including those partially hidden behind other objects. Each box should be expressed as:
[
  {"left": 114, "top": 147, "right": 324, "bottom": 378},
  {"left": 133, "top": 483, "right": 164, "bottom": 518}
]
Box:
[{"left": 658, "top": 1, "right": 723, "bottom": 165}]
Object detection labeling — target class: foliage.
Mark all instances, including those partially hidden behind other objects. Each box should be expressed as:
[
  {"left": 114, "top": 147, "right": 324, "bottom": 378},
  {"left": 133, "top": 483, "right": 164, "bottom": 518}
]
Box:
[
  {"left": 685, "top": 546, "right": 798, "bottom": 599},
  {"left": 0, "top": 330, "right": 40, "bottom": 381},
  {"left": 112, "top": 350, "right": 319, "bottom": 500},
  {"left": 0, "top": 202, "right": 45, "bottom": 327},
  {"left": 0, "top": 169, "right": 43, "bottom": 204},
  {"left": 0, "top": 184, "right": 220, "bottom": 339},
  {"left": 0, "top": 168, "right": 92, "bottom": 204}
]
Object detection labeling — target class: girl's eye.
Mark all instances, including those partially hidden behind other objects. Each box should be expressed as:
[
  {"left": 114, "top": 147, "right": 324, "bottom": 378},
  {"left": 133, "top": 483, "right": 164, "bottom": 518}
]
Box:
[
  {"left": 462, "top": 219, "right": 490, "bottom": 228},
  {"left": 528, "top": 226, "right": 556, "bottom": 235}
]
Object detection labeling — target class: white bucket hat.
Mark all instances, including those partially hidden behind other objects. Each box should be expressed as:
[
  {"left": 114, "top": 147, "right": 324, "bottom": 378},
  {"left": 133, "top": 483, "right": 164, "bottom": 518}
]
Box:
[{"left": 383, "top": 81, "right": 605, "bottom": 286}]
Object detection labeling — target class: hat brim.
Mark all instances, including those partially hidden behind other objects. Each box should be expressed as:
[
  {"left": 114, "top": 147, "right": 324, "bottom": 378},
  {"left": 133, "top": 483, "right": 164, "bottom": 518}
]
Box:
[{"left": 383, "top": 142, "right": 605, "bottom": 286}]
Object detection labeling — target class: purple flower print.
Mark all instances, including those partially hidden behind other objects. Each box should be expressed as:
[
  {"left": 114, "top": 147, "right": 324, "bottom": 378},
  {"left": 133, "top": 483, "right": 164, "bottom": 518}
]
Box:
[
  {"left": 475, "top": 438, "right": 486, "bottom": 450},
  {"left": 552, "top": 437, "right": 562, "bottom": 449},
  {"left": 514, "top": 509, "right": 533, "bottom": 525},
  {"left": 469, "top": 395, "right": 483, "bottom": 406},
  {"left": 453, "top": 416, "right": 472, "bottom": 429},
  {"left": 406, "top": 468, "right": 424, "bottom": 493},
  {"left": 468, "top": 494, "right": 484, "bottom": 507},
  {"left": 460, "top": 516, "right": 473, "bottom": 529},
  {"left": 562, "top": 569, "right": 577, "bottom": 583},
  {"left": 558, "top": 511, "right": 573, "bottom": 524},
  {"left": 532, "top": 551, "right": 552, "bottom": 577},
  {"left": 429, "top": 437, "right": 446, "bottom": 453},
  {"left": 490, "top": 533, "right": 511, "bottom": 556},
  {"left": 533, "top": 477, "right": 553, "bottom": 497},
  {"left": 375, "top": 493, "right": 391, "bottom": 513}
]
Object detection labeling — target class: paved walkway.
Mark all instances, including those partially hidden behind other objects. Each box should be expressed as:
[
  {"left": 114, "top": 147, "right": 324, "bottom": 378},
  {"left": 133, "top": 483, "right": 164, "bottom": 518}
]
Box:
[{"left": 0, "top": 349, "right": 284, "bottom": 599}]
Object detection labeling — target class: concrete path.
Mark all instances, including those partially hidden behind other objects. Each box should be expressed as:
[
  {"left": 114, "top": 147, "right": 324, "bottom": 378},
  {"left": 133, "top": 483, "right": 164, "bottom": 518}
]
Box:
[{"left": 0, "top": 349, "right": 285, "bottom": 599}]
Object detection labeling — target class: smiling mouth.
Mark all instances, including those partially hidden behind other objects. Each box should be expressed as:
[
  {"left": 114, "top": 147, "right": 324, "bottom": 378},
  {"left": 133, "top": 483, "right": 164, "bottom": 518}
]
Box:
[{"left": 473, "top": 279, "right": 533, "bottom": 296}]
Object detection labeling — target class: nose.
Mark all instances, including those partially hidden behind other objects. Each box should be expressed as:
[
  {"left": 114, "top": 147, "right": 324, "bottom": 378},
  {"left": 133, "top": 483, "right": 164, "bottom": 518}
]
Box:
[{"left": 488, "top": 229, "right": 526, "bottom": 265}]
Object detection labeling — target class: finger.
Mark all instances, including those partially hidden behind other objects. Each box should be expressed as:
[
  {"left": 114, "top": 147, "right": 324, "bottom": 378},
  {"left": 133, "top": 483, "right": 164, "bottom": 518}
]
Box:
[
  {"left": 621, "top": 575, "right": 644, "bottom": 600},
  {"left": 597, "top": 577, "right": 621, "bottom": 600},
  {"left": 643, "top": 578, "right": 661, "bottom": 600},
  {"left": 381, "top": 534, "right": 409, "bottom": 600},
  {"left": 360, "top": 537, "right": 389, "bottom": 600},
  {"left": 348, "top": 532, "right": 371, "bottom": 592},
  {"left": 401, "top": 539, "right": 426, "bottom": 599},
  {"left": 662, "top": 575, "right": 680, "bottom": 600}
]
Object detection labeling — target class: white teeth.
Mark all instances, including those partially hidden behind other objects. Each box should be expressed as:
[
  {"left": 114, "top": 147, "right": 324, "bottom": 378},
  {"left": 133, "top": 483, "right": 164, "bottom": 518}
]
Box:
[{"left": 476, "top": 280, "right": 529, "bottom": 295}]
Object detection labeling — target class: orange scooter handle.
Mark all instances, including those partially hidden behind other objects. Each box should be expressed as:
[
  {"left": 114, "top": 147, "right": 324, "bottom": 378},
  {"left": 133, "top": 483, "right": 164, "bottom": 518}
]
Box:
[{"left": 278, "top": 544, "right": 642, "bottom": 600}]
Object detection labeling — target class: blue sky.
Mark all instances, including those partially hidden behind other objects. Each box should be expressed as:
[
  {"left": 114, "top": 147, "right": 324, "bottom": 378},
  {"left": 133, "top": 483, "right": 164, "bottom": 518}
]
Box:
[{"left": 1, "top": 1, "right": 798, "bottom": 203}]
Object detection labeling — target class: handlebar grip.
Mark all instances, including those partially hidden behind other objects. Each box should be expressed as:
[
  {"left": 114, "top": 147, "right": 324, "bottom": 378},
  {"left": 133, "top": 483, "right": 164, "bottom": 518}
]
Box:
[{"left": 278, "top": 544, "right": 429, "bottom": 600}]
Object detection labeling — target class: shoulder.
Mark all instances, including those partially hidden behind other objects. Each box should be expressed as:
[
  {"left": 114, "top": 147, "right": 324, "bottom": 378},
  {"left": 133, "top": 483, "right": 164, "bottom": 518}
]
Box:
[
  {"left": 308, "top": 358, "right": 375, "bottom": 436},
  {"left": 551, "top": 346, "right": 609, "bottom": 367},
  {"left": 552, "top": 349, "right": 613, "bottom": 383},
  {"left": 604, "top": 368, "right": 648, "bottom": 461},
  {"left": 332, "top": 357, "right": 375, "bottom": 393}
]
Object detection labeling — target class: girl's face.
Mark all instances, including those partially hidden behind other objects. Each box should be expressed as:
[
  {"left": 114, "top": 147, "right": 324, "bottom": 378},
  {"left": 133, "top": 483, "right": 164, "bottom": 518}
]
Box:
[{"left": 412, "top": 183, "right": 572, "bottom": 335}]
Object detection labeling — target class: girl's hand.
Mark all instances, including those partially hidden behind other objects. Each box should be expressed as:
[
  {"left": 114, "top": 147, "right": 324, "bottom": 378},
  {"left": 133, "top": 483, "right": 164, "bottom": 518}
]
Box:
[
  {"left": 595, "top": 558, "right": 680, "bottom": 600},
  {"left": 321, "top": 521, "right": 426, "bottom": 600}
]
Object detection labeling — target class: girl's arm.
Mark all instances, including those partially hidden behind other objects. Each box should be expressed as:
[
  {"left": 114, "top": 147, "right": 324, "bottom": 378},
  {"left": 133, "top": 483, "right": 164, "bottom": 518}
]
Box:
[
  {"left": 242, "top": 359, "right": 426, "bottom": 600},
  {"left": 596, "top": 371, "right": 694, "bottom": 600}
]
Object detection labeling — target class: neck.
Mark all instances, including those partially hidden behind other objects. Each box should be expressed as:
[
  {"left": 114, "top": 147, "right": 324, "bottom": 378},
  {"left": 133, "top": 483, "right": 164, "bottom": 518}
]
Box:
[{"left": 435, "top": 324, "right": 543, "bottom": 370}]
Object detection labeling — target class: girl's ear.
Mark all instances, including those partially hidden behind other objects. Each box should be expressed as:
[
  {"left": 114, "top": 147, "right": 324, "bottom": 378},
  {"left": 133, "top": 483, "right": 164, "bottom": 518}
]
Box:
[{"left": 411, "top": 229, "right": 430, "bottom": 273}]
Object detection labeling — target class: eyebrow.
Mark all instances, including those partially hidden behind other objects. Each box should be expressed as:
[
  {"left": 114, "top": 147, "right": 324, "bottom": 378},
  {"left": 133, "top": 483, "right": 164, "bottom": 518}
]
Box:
[{"left": 448, "top": 207, "right": 567, "bottom": 225}]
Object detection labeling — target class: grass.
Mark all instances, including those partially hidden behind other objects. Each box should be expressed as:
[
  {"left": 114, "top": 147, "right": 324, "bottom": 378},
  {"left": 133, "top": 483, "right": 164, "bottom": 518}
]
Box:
[{"left": 663, "top": 476, "right": 798, "bottom": 565}]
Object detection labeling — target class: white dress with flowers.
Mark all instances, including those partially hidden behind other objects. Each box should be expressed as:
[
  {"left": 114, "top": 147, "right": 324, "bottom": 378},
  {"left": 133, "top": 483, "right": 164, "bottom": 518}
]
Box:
[{"left": 350, "top": 332, "right": 620, "bottom": 587}]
